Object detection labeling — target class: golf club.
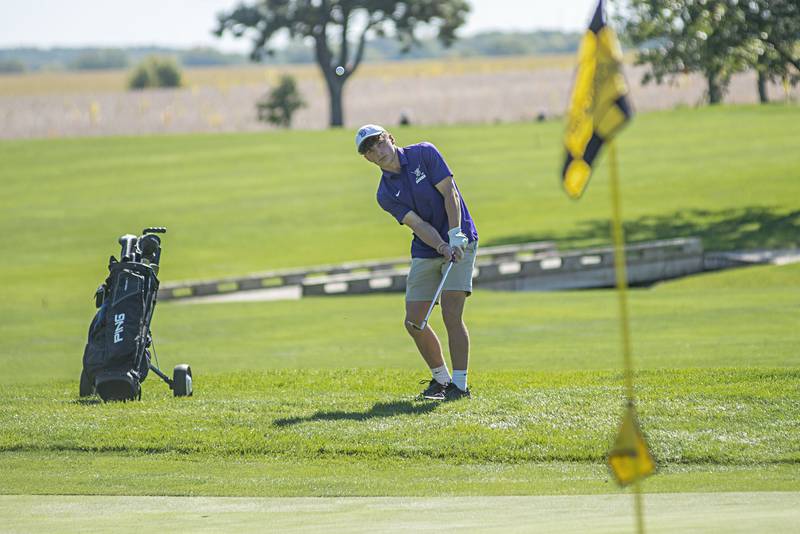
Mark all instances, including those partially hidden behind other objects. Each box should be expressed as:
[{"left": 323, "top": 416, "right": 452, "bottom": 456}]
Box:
[{"left": 406, "top": 257, "right": 456, "bottom": 331}]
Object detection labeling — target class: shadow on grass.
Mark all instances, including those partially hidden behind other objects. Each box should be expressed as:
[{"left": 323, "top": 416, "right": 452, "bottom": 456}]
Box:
[
  {"left": 71, "top": 398, "right": 102, "bottom": 405},
  {"left": 484, "top": 206, "right": 800, "bottom": 252},
  {"left": 273, "top": 400, "right": 439, "bottom": 427}
]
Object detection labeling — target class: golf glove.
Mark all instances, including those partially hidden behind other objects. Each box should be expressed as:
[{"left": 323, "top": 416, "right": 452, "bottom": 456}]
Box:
[{"left": 448, "top": 227, "right": 468, "bottom": 251}]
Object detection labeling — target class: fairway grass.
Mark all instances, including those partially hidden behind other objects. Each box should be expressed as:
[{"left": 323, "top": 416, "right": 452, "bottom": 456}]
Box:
[
  {"left": 2, "top": 493, "right": 799, "bottom": 533},
  {"left": 3, "top": 262, "right": 799, "bottom": 383},
  {"left": 1, "top": 105, "right": 798, "bottom": 289}
]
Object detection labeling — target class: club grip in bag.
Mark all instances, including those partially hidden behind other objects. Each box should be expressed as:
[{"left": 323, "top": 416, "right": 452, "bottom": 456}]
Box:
[{"left": 118, "top": 234, "right": 138, "bottom": 261}]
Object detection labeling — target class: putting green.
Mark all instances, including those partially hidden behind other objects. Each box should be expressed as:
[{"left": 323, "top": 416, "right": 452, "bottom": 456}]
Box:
[{"left": 2, "top": 492, "right": 797, "bottom": 533}]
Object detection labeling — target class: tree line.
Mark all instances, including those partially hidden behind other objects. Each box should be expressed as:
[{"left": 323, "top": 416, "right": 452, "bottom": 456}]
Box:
[
  {"left": 0, "top": 31, "right": 582, "bottom": 74},
  {"left": 0, "top": 46, "right": 247, "bottom": 73}
]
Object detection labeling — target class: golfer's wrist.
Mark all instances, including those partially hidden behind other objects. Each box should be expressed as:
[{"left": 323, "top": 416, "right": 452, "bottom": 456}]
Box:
[{"left": 436, "top": 242, "right": 449, "bottom": 254}]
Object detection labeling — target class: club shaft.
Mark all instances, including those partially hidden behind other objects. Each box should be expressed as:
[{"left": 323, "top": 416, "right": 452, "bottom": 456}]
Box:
[{"left": 418, "top": 259, "right": 455, "bottom": 329}]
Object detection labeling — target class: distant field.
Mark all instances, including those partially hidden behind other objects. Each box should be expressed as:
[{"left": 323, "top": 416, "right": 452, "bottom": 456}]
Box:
[
  {"left": 1, "top": 53, "right": 796, "bottom": 138},
  {"left": 0, "top": 54, "right": 578, "bottom": 96}
]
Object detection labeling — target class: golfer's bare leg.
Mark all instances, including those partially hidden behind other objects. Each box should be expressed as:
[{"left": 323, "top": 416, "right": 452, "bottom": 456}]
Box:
[
  {"left": 441, "top": 290, "right": 469, "bottom": 371},
  {"left": 405, "top": 300, "right": 446, "bottom": 368}
]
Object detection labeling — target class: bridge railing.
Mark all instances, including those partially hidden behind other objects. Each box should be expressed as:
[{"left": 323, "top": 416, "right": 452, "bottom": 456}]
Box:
[
  {"left": 159, "top": 241, "right": 557, "bottom": 300},
  {"left": 300, "top": 238, "right": 703, "bottom": 297}
]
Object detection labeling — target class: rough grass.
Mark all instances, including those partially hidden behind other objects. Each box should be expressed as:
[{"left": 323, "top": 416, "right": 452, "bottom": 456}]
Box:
[
  {"left": 2, "top": 369, "right": 797, "bottom": 465},
  {"left": 1, "top": 368, "right": 797, "bottom": 496}
]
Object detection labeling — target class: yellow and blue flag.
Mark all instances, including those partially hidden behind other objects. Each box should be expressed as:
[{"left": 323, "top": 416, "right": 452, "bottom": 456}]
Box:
[
  {"left": 607, "top": 403, "right": 656, "bottom": 486},
  {"left": 562, "top": 0, "right": 633, "bottom": 199}
]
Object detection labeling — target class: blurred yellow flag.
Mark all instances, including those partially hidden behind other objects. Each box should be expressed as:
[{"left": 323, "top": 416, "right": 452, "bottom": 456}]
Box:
[
  {"left": 562, "top": 0, "right": 633, "bottom": 199},
  {"left": 607, "top": 403, "right": 656, "bottom": 487}
]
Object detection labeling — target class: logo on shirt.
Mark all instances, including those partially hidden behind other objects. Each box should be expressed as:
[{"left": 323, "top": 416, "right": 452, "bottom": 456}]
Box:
[
  {"left": 413, "top": 166, "right": 427, "bottom": 184},
  {"left": 395, "top": 190, "right": 401, "bottom": 197}
]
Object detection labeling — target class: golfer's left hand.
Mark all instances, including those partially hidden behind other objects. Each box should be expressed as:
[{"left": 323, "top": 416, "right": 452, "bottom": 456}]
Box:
[{"left": 448, "top": 227, "right": 468, "bottom": 252}]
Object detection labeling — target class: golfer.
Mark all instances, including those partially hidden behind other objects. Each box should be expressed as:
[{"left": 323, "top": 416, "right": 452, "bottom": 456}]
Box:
[{"left": 356, "top": 124, "right": 478, "bottom": 400}]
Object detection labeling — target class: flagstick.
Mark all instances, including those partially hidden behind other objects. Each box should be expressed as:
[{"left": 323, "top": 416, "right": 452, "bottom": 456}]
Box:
[{"left": 608, "top": 141, "right": 645, "bottom": 534}]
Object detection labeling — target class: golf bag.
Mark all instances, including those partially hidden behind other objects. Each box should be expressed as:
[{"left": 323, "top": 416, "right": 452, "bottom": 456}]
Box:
[{"left": 80, "top": 227, "right": 192, "bottom": 401}]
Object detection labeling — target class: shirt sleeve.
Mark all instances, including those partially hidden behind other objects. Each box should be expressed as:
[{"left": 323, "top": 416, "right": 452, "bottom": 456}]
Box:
[
  {"left": 377, "top": 190, "right": 410, "bottom": 225},
  {"left": 421, "top": 142, "right": 453, "bottom": 186}
]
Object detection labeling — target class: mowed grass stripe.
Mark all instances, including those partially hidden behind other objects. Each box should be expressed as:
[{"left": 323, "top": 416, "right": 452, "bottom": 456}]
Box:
[
  {"left": 2, "top": 493, "right": 800, "bottom": 533},
  {"left": 2, "top": 452, "right": 798, "bottom": 497}
]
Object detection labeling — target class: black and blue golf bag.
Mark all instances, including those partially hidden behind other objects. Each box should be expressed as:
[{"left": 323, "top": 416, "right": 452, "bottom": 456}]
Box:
[{"left": 80, "top": 228, "right": 192, "bottom": 401}]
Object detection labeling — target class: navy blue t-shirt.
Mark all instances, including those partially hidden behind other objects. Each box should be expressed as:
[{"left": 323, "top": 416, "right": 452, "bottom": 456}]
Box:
[{"left": 376, "top": 142, "right": 478, "bottom": 258}]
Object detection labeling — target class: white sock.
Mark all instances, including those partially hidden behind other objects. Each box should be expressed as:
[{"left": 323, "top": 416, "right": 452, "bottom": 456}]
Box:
[
  {"left": 452, "top": 370, "right": 468, "bottom": 391},
  {"left": 431, "top": 364, "right": 451, "bottom": 386}
]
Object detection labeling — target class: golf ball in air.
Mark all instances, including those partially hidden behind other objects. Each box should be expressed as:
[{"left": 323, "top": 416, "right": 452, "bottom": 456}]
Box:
[{"left": 335, "top": 66, "right": 345, "bottom": 76}]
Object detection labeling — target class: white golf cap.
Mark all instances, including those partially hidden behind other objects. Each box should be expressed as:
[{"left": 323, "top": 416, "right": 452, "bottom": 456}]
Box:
[{"left": 355, "top": 124, "right": 385, "bottom": 152}]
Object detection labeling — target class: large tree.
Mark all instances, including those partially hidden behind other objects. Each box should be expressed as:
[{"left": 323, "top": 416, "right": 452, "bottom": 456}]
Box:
[
  {"left": 215, "top": 0, "right": 470, "bottom": 127},
  {"left": 617, "top": 0, "right": 799, "bottom": 104},
  {"left": 741, "top": 0, "right": 799, "bottom": 102},
  {"left": 617, "top": 0, "right": 757, "bottom": 104}
]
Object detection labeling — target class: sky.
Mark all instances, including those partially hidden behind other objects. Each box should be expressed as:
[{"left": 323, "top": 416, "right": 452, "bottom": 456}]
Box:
[{"left": 0, "top": 0, "right": 602, "bottom": 52}]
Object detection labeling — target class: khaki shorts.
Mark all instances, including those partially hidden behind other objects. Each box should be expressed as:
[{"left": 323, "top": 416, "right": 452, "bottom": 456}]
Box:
[{"left": 406, "top": 241, "right": 478, "bottom": 302}]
